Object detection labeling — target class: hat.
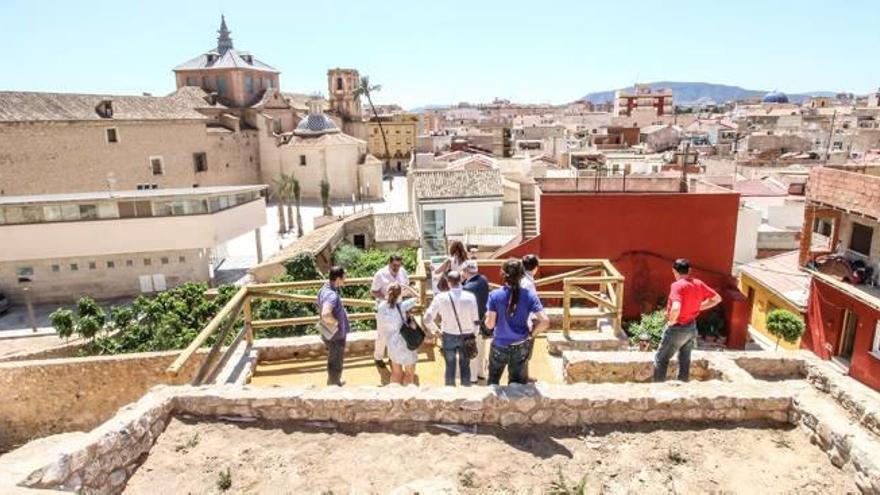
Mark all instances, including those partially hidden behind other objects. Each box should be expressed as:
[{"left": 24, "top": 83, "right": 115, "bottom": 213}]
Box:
[{"left": 463, "top": 260, "right": 479, "bottom": 273}]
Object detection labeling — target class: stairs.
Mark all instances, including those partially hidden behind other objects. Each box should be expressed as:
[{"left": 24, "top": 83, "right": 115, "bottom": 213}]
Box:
[{"left": 521, "top": 200, "right": 537, "bottom": 239}]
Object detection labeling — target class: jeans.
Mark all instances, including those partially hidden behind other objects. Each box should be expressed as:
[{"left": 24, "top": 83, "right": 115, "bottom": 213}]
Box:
[
  {"left": 653, "top": 322, "right": 697, "bottom": 382},
  {"left": 441, "top": 333, "right": 471, "bottom": 386},
  {"left": 324, "top": 337, "right": 346, "bottom": 386},
  {"left": 488, "top": 339, "right": 532, "bottom": 385}
]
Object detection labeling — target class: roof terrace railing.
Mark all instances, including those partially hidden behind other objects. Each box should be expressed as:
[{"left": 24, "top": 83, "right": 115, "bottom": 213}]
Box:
[{"left": 166, "top": 257, "right": 624, "bottom": 384}]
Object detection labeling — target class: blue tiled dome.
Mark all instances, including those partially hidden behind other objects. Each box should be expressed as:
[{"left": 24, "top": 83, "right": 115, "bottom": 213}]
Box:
[
  {"left": 762, "top": 91, "right": 789, "bottom": 104},
  {"left": 294, "top": 113, "right": 339, "bottom": 136}
]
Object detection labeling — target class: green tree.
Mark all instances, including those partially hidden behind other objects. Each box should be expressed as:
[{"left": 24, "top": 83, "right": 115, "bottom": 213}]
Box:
[
  {"left": 766, "top": 309, "right": 805, "bottom": 350},
  {"left": 50, "top": 296, "right": 107, "bottom": 342},
  {"left": 281, "top": 173, "right": 297, "bottom": 233},
  {"left": 353, "top": 75, "right": 393, "bottom": 188},
  {"left": 319, "top": 179, "right": 332, "bottom": 216}
]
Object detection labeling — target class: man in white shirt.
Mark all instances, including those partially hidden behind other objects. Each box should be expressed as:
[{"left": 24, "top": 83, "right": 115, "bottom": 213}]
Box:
[
  {"left": 370, "top": 254, "right": 411, "bottom": 369},
  {"left": 521, "top": 254, "right": 539, "bottom": 295},
  {"left": 423, "top": 271, "right": 479, "bottom": 386}
]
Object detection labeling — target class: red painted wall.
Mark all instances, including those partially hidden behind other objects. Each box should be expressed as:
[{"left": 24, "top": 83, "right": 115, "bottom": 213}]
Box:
[
  {"left": 803, "top": 278, "right": 880, "bottom": 391},
  {"left": 498, "top": 192, "right": 748, "bottom": 347}
]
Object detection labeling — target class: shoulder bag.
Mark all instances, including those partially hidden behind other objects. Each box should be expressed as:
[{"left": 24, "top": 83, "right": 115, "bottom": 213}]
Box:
[
  {"left": 396, "top": 303, "right": 425, "bottom": 351},
  {"left": 449, "top": 293, "right": 478, "bottom": 360}
]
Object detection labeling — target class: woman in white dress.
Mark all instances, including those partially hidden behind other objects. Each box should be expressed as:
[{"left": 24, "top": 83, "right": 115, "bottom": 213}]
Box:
[{"left": 376, "top": 283, "right": 419, "bottom": 385}]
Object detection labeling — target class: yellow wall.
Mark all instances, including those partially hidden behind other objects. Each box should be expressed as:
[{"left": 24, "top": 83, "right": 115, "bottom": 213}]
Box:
[
  {"left": 366, "top": 117, "right": 417, "bottom": 159},
  {"left": 739, "top": 273, "right": 804, "bottom": 350}
]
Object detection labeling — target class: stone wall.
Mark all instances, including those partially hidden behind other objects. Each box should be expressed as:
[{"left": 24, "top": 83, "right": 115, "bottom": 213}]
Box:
[
  {"left": 0, "top": 351, "right": 203, "bottom": 452},
  {"left": 563, "top": 351, "right": 721, "bottom": 383},
  {"left": 254, "top": 332, "right": 377, "bottom": 362}
]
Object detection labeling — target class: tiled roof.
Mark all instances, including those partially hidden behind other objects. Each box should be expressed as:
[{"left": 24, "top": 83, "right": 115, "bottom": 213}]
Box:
[
  {"left": 373, "top": 212, "right": 420, "bottom": 243},
  {"left": 284, "top": 132, "right": 364, "bottom": 146},
  {"left": 0, "top": 91, "right": 208, "bottom": 122},
  {"left": 411, "top": 169, "right": 503, "bottom": 200},
  {"left": 738, "top": 251, "right": 809, "bottom": 310},
  {"left": 463, "top": 226, "right": 519, "bottom": 247},
  {"left": 173, "top": 48, "right": 278, "bottom": 73}
]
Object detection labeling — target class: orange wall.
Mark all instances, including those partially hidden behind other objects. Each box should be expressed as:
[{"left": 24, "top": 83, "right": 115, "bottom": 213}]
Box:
[{"left": 499, "top": 191, "right": 748, "bottom": 347}]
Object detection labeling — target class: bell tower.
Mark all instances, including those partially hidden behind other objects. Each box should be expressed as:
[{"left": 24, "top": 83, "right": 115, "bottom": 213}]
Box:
[{"left": 327, "top": 68, "right": 362, "bottom": 120}]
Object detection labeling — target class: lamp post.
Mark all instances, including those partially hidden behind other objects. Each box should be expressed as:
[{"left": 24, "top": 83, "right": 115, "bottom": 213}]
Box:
[{"left": 19, "top": 276, "right": 37, "bottom": 333}]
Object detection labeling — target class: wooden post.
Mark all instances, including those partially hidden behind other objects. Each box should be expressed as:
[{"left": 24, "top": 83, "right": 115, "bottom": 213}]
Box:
[
  {"left": 243, "top": 294, "right": 254, "bottom": 345},
  {"left": 614, "top": 280, "right": 624, "bottom": 333},
  {"left": 562, "top": 281, "right": 572, "bottom": 339}
]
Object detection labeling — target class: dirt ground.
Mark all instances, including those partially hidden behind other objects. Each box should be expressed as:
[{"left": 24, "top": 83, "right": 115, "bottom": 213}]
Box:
[{"left": 124, "top": 417, "right": 857, "bottom": 494}]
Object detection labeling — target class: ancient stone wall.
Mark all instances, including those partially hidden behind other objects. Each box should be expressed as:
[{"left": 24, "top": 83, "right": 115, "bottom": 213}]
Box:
[{"left": 0, "top": 351, "right": 203, "bottom": 452}]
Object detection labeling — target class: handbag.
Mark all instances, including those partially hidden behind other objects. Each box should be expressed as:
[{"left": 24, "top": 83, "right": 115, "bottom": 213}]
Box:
[
  {"left": 317, "top": 320, "right": 339, "bottom": 341},
  {"left": 449, "top": 294, "right": 478, "bottom": 360},
  {"left": 396, "top": 303, "right": 425, "bottom": 351}
]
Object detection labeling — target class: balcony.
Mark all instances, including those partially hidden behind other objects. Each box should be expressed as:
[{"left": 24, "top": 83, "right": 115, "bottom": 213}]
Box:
[{"left": 807, "top": 167, "right": 880, "bottom": 220}]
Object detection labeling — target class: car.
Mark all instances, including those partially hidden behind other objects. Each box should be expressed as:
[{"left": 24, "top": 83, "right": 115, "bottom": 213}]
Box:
[{"left": 0, "top": 293, "right": 8, "bottom": 315}]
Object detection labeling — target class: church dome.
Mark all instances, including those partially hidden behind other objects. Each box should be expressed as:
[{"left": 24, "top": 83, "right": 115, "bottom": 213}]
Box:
[
  {"left": 293, "top": 97, "right": 339, "bottom": 136},
  {"left": 762, "top": 91, "right": 789, "bottom": 104},
  {"left": 294, "top": 113, "right": 339, "bottom": 136}
]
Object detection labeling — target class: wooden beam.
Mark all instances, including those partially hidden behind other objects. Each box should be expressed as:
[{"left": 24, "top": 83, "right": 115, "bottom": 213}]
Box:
[
  {"left": 569, "top": 285, "right": 616, "bottom": 311},
  {"left": 250, "top": 311, "right": 376, "bottom": 330},
  {"left": 250, "top": 290, "right": 375, "bottom": 308},
  {"left": 166, "top": 287, "right": 247, "bottom": 377}
]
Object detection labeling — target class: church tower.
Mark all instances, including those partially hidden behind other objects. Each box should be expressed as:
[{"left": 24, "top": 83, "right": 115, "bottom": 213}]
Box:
[{"left": 327, "top": 68, "right": 362, "bottom": 120}]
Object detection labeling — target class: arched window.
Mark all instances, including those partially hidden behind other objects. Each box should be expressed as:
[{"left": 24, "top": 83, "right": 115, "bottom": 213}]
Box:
[{"left": 336, "top": 77, "right": 343, "bottom": 91}]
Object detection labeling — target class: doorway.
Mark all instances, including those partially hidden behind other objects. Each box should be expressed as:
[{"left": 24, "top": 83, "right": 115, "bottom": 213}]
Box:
[{"left": 837, "top": 309, "right": 859, "bottom": 366}]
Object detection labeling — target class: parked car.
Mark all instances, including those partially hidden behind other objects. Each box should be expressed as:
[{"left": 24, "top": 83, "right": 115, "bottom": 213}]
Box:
[{"left": 0, "top": 293, "right": 8, "bottom": 315}]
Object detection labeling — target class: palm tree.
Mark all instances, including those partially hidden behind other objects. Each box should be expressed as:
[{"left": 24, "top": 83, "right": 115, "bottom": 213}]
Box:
[
  {"left": 353, "top": 75, "right": 392, "bottom": 190},
  {"left": 291, "top": 177, "right": 303, "bottom": 237},
  {"left": 270, "top": 177, "right": 289, "bottom": 234},
  {"left": 281, "top": 173, "right": 296, "bottom": 233}
]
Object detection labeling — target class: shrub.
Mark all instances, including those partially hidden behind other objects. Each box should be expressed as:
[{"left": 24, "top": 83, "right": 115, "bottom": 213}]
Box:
[
  {"left": 625, "top": 310, "right": 666, "bottom": 349},
  {"left": 283, "top": 252, "right": 321, "bottom": 280},
  {"left": 50, "top": 296, "right": 107, "bottom": 342},
  {"left": 765, "top": 309, "right": 805, "bottom": 350}
]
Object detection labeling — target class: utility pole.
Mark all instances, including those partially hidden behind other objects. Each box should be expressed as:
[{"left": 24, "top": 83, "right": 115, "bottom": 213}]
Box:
[
  {"left": 823, "top": 110, "right": 837, "bottom": 164},
  {"left": 680, "top": 141, "right": 690, "bottom": 193}
]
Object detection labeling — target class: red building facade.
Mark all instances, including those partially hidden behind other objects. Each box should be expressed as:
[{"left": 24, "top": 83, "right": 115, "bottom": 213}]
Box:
[
  {"left": 499, "top": 185, "right": 750, "bottom": 348},
  {"left": 798, "top": 167, "right": 880, "bottom": 391}
]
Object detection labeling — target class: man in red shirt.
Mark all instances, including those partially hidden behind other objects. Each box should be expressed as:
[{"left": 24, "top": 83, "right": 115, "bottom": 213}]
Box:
[{"left": 653, "top": 259, "right": 722, "bottom": 382}]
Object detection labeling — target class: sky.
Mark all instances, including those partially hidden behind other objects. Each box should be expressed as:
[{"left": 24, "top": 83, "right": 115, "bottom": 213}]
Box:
[{"left": 0, "top": 0, "right": 878, "bottom": 109}]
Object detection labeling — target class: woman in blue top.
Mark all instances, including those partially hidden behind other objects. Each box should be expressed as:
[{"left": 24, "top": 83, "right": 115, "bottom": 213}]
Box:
[{"left": 484, "top": 259, "right": 550, "bottom": 385}]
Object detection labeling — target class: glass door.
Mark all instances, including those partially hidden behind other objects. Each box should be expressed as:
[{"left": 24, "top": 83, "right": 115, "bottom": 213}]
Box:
[{"left": 421, "top": 208, "right": 446, "bottom": 257}]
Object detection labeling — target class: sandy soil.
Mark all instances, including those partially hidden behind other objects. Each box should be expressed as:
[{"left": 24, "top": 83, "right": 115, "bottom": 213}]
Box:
[{"left": 124, "top": 417, "right": 857, "bottom": 494}]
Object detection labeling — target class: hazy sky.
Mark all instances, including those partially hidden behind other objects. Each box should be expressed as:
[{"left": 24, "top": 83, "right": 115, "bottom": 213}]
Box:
[{"left": 1, "top": 0, "right": 877, "bottom": 109}]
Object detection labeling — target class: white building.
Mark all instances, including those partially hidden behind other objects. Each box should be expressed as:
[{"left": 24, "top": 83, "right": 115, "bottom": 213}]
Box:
[{"left": 0, "top": 185, "right": 267, "bottom": 303}]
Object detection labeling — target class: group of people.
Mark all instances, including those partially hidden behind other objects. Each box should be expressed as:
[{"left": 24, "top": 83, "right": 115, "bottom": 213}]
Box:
[{"left": 317, "top": 242, "right": 721, "bottom": 387}]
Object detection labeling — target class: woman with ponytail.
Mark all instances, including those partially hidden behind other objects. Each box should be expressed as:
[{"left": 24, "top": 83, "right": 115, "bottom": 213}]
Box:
[
  {"left": 484, "top": 259, "right": 549, "bottom": 384},
  {"left": 376, "top": 282, "right": 418, "bottom": 385}
]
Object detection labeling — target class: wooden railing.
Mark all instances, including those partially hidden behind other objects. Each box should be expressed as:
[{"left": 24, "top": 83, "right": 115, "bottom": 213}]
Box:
[{"left": 166, "top": 257, "right": 623, "bottom": 383}]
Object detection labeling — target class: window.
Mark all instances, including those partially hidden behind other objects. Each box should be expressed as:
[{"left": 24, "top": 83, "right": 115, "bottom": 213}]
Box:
[
  {"left": 178, "top": 255, "right": 186, "bottom": 263},
  {"left": 70, "top": 263, "right": 78, "bottom": 271},
  {"left": 850, "top": 222, "right": 874, "bottom": 256},
  {"left": 161, "top": 257, "right": 169, "bottom": 265},
  {"left": 107, "top": 261, "right": 115, "bottom": 269},
  {"left": 267, "top": 78, "right": 273, "bottom": 89},
  {"left": 106, "top": 128, "right": 118, "bottom": 143},
  {"left": 79, "top": 204, "right": 98, "bottom": 220},
  {"left": 143, "top": 258, "right": 152, "bottom": 266},
  {"left": 353, "top": 234, "right": 366, "bottom": 250},
  {"left": 88, "top": 262, "right": 97, "bottom": 270},
  {"left": 193, "top": 152, "right": 208, "bottom": 173},
  {"left": 126, "top": 259, "right": 134, "bottom": 267},
  {"left": 202, "top": 75, "right": 209, "bottom": 89},
  {"left": 186, "top": 76, "right": 197, "bottom": 86},
  {"left": 51, "top": 264, "right": 60, "bottom": 273},
  {"left": 245, "top": 75, "right": 254, "bottom": 94},
  {"left": 150, "top": 157, "right": 164, "bottom": 175},
  {"left": 17, "top": 267, "right": 34, "bottom": 278},
  {"left": 336, "top": 77, "right": 343, "bottom": 90},
  {"left": 273, "top": 119, "right": 282, "bottom": 133},
  {"left": 217, "top": 76, "right": 227, "bottom": 95},
  {"left": 299, "top": 155, "right": 307, "bottom": 166}
]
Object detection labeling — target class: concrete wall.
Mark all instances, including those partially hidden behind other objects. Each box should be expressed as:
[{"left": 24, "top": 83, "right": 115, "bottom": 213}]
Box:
[
  {"left": 0, "top": 351, "right": 204, "bottom": 452},
  {"left": 0, "top": 120, "right": 261, "bottom": 195},
  {"left": 421, "top": 199, "right": 502, "bottom": 237},
  {"left": 735, "top": 205, "right": 762, "bottom": 264},
  {"left": 0, "top": 248, "right": 209, "bottom": 304},
  {"left": 738, "top": 272, "right": 804, "bottom": 350}
]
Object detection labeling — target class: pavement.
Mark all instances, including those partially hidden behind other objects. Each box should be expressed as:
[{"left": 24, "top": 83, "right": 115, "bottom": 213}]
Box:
[{"left": 250, "top": 334, "right": 564, "bottom": 387}]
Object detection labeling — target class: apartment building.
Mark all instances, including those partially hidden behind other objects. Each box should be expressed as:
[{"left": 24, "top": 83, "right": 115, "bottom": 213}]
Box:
[
  {"left": 613, "top": 84, "right": 674, "bottom": 117},
  {"left": 366, "top": 113, "right": 418, "bottom": 171}
]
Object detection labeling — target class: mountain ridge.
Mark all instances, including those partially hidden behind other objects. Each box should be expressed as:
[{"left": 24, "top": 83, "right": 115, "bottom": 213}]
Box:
[{"left": 581, "top": 81, "right": 837, "bottom": 105}]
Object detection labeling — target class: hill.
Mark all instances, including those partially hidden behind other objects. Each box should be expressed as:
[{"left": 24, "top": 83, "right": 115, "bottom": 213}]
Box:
[{"left": 582, "top": 82, "right": 836, "bottom": 105}]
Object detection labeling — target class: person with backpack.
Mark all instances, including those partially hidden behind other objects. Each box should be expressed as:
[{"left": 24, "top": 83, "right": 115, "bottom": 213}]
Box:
[
  {"left": 485, "top": 259, "right": 549, "bottom": 385},
  {"left": 376, "top": 282, "right": 420, "bottom": 385},
  {"left": 424, "top": 270, "right": 479, "bottom": 386},
  {"left": 317, "top": 266, "right": 349, "bottom": 386}
]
